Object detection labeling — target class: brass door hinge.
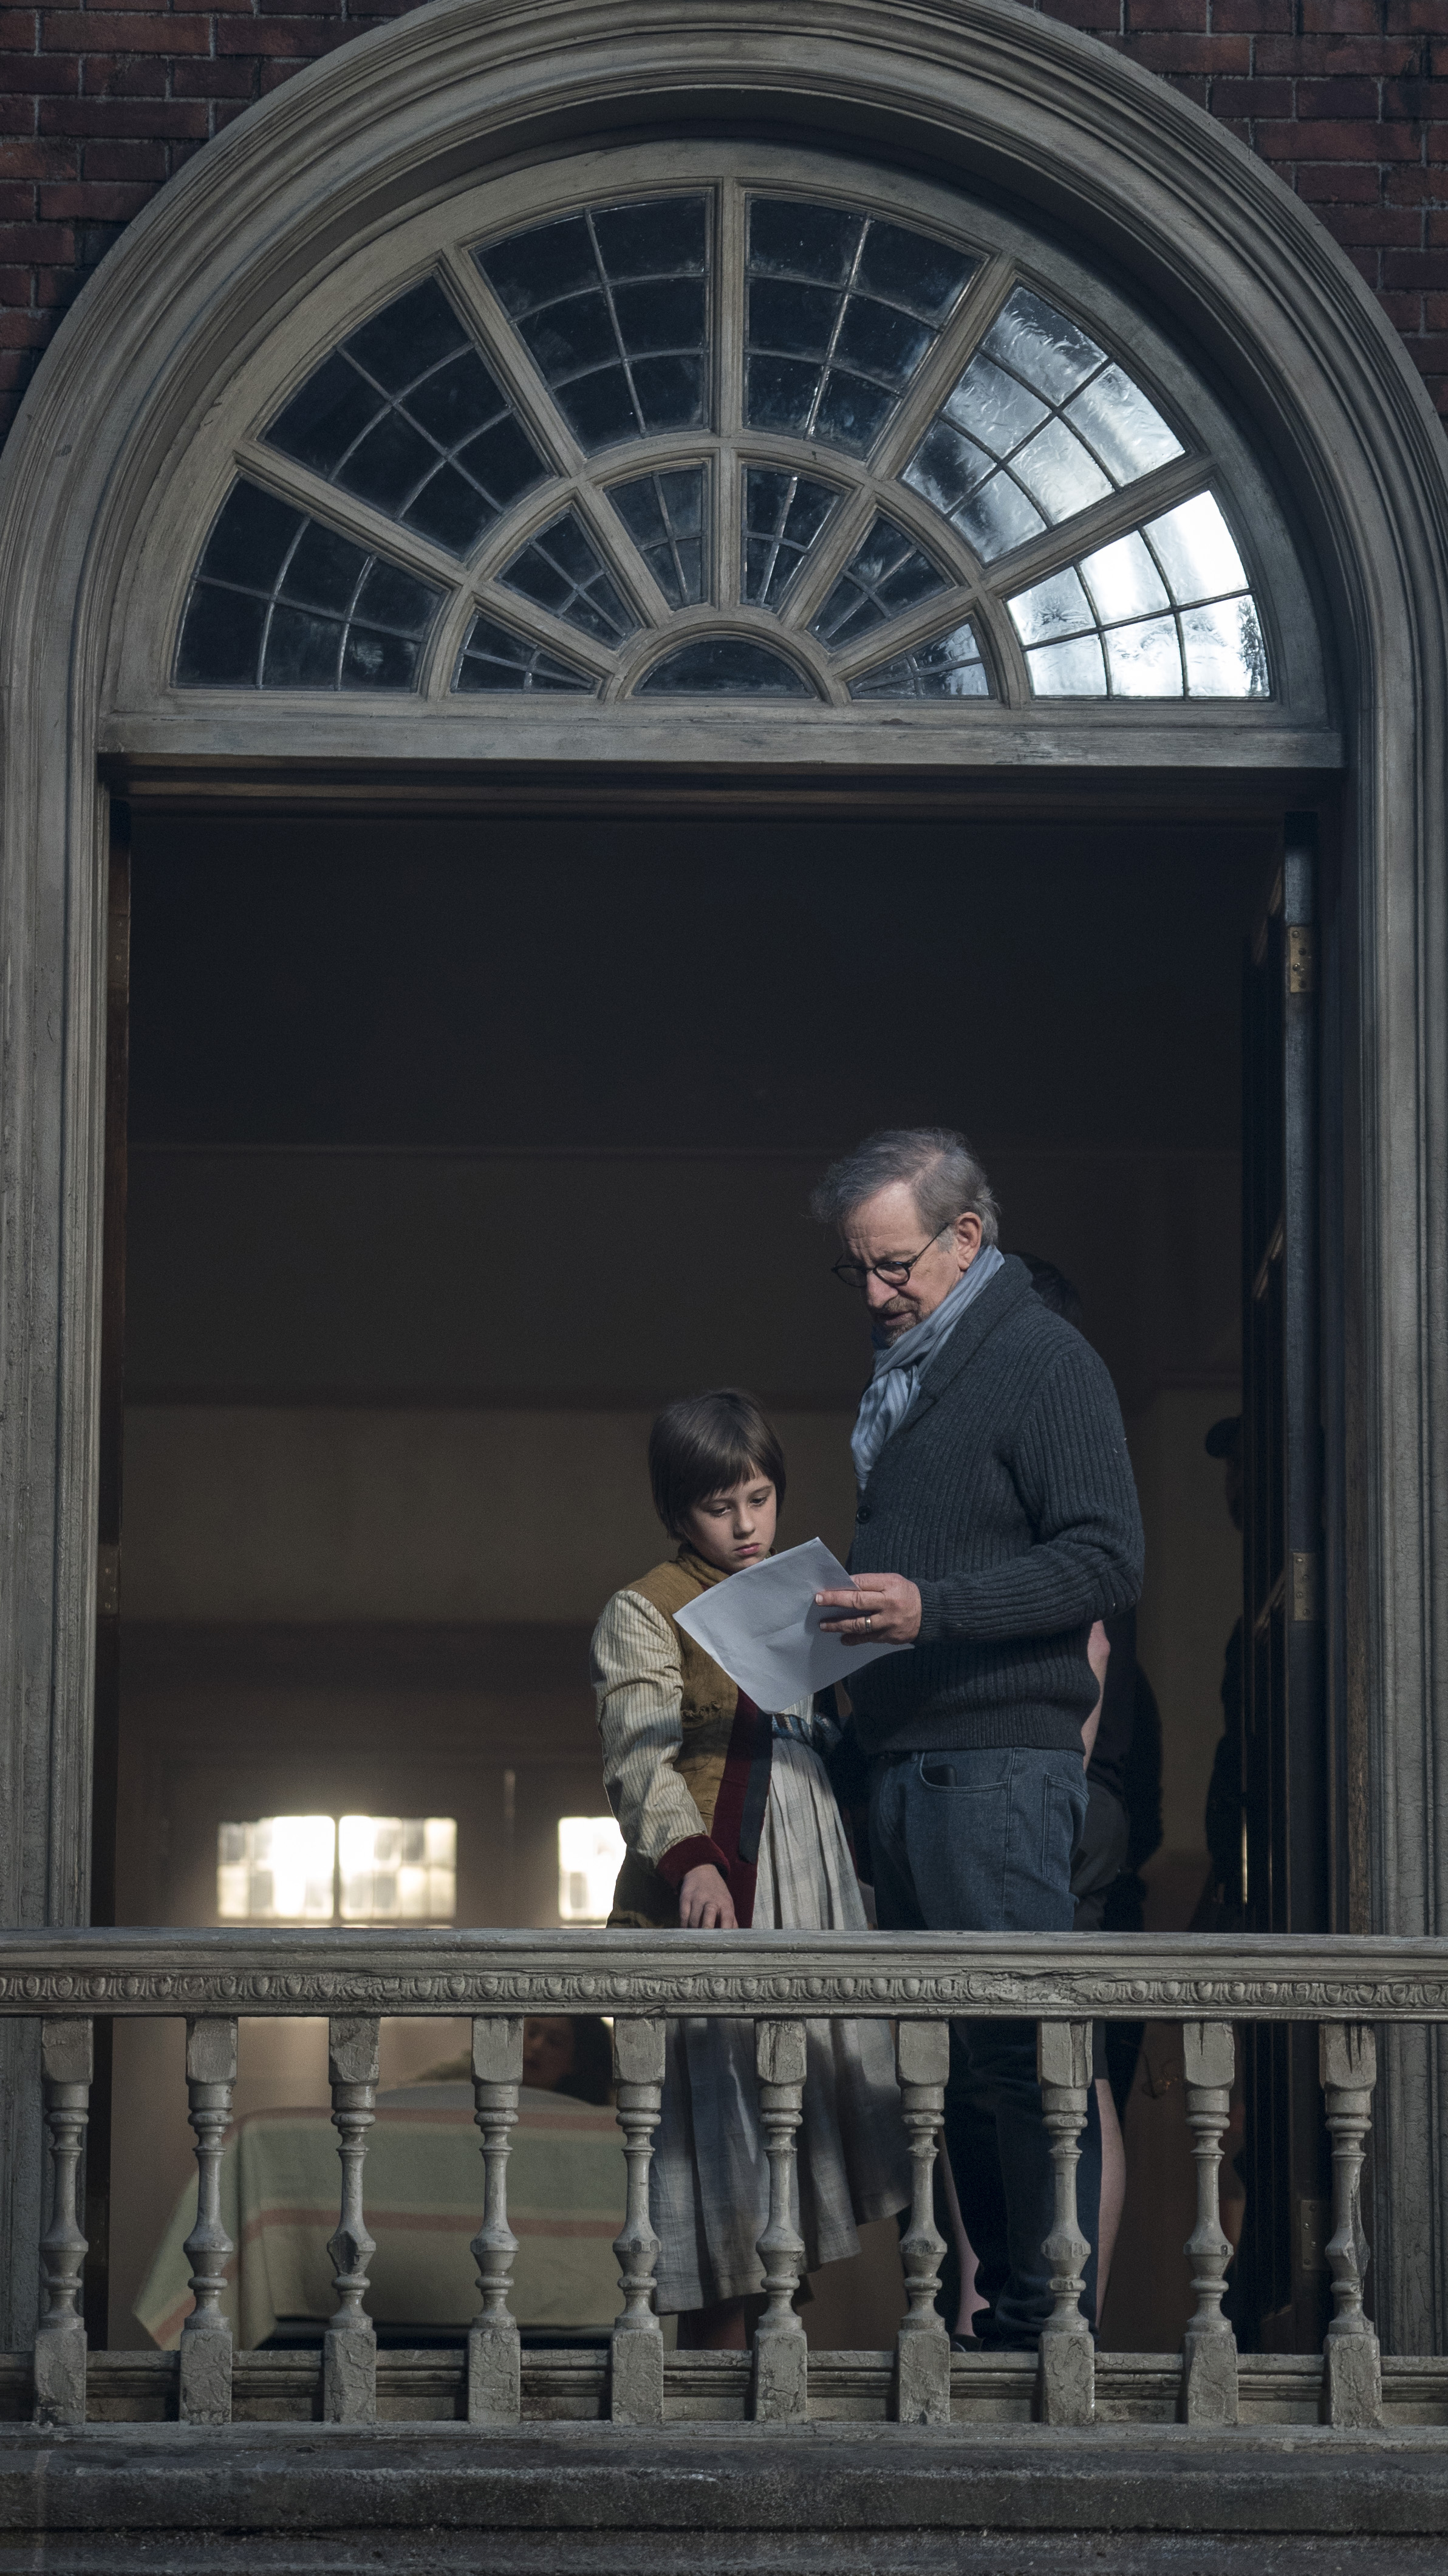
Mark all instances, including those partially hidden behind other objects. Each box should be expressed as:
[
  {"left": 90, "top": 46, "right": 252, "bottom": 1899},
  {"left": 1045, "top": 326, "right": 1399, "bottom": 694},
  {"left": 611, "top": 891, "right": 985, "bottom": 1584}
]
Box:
[
  {"left": 1287, "top": 923, "right": 1316, "bottom": 994},
  {"left": 1291, "top": 1550, "right": 1320, "bottom": 1623}
]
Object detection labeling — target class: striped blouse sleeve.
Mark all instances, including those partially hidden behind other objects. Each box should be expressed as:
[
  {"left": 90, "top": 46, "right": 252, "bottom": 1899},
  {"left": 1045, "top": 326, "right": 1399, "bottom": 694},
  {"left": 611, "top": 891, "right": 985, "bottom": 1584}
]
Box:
[{"left": 590, "top": 1588, "right": 711, "bottom": 1869}]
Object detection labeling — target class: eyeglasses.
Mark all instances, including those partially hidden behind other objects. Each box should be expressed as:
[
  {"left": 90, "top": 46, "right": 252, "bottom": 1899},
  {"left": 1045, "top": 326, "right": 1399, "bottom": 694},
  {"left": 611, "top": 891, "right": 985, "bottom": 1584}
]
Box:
[{"left": 832, "top": 1236, "right": 944, "bottom": 1293}]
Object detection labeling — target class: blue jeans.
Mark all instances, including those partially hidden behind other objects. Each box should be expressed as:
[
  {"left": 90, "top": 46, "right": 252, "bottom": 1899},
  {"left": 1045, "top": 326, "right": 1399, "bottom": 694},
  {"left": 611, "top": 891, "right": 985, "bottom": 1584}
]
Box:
[{"left": 869, "top": 1747, "right": 1101, "bottom": 2349}]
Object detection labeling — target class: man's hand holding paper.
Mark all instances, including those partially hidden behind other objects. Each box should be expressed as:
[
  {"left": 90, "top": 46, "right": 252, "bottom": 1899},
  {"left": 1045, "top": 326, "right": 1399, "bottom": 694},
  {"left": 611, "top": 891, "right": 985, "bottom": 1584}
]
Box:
[{"left": 672, "top": 1536, "right": 909, "bottom": 1711}]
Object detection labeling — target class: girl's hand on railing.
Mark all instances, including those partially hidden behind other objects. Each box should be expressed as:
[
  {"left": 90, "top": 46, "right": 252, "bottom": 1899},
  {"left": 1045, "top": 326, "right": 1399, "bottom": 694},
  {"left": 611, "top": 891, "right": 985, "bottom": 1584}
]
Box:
[{"left": 678, "top": 1864, "right": 739, "bottom": 1930}]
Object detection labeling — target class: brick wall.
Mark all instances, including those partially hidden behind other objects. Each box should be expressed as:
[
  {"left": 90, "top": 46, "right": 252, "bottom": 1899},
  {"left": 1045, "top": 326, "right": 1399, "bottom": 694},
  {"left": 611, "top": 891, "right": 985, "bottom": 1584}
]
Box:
[{"left": 0, "top": 0, "right": 1442, "bottom": 447}]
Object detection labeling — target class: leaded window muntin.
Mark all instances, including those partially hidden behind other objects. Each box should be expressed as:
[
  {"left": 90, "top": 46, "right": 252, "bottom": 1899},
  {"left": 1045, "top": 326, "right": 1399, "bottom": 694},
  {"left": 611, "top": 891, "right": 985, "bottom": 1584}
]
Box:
[{"left": 169, "top": 156, "right": 1303, "bottom": 718}]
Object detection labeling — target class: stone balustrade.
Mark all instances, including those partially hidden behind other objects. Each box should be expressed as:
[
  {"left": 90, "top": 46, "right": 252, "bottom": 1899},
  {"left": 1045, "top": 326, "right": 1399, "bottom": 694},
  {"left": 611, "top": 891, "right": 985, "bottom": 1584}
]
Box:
[{"left": 2, "top": 1925, "right": 1439, "bottom": 2436}]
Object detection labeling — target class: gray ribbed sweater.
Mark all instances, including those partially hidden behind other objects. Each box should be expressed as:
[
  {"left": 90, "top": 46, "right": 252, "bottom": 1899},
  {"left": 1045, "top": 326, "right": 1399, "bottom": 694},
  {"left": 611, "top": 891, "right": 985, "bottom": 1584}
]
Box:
[{"left": 846, "top": 1255, "right": 1144, "bottom": 1756}]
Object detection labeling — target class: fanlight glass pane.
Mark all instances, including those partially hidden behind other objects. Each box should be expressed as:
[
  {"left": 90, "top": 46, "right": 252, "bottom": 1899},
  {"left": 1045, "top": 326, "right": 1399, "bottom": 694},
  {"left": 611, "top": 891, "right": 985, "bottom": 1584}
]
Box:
[
  {"left": 1008, "top": 494, "right": 1267, "bottom": 698},
  {"left": 177, "top": 481, "right": 441, "bottom": 689},
  {"left": 741, "top": 466, "right": 840, "bottom": 610},
  {"left": 500, "top": 509, "right": 638, "bottom": 645},
  {"left": 607, "top": 465, "right": 708, "bottom": 608},
  {"left": 479, "top": 197, "right": 709, "bottom": 452},
  {"left": 265, "top": 278, "right": 550, "bottom": 557},
  {"left": 635, "top": 637, "right": 814, "bottom": 696},
  {"left": 849, "top": 618, "right": 990, "bottom": 700},
  {"left": 745, "top": 197, "right": 974, "bottom": 457},
  {"left": 454, "top": 612, "right": 595, "bottom": 693},
  {"left": 903, "top": 283, "right": 1183, "bottom": 561},
  {"left": 340, "top": 1814, "right": 457, "bottom": 1922},
  {"left": 810, "top": 515, "right": 948, "bottom": 649}
]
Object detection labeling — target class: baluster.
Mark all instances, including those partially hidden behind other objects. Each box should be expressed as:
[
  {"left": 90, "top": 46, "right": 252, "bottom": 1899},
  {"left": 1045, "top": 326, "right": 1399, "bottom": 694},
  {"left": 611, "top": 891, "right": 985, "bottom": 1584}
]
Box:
[
  {"left": 1320, "top": 2021, "right": 1382, "bottom": 2428},
  {"left": 610, "top": 2017, "right": 666, "bottom": 2427},
  {"left": 1035, "top": 2018, "right": 1094, "bottom": 2427},
  {"left": 33, "top": 2018, "right": 92, "bottom": 2428},
  {"left": 751, "top": 2018, "right": 808, "bottom": 2423},
  {"left": 895, "top": 2019, "right": 951, "bottom": 2424},
  {"left": 468, "top": 2015, "right": 523, "bottom": 2427},
  {"left": 324, "top": 2014, "right": 378, "bottom": 2424},
  {"left": 1178, "top": 2019, "right": 1238, "bottom": 2424},
  {"left": 179, "top": 2016, "right": 238, "bottom": 2425}
]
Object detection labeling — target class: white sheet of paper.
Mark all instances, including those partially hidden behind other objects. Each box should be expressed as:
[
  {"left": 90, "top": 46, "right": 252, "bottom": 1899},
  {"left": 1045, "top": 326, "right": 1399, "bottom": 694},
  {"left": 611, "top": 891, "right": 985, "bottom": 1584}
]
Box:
[{"left": 672, "top": 1536, "right": 907, "bottom": 1713}]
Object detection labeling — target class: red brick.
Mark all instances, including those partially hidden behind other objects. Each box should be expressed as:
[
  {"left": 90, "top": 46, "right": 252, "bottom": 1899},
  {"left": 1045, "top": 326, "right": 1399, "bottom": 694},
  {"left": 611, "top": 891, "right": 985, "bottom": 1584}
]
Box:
[
  {"left": 172, "top": 58, "right": 256, "bottom": 94},
  {"left": 1384, "top": 245, "right": 1448, "bottom": 282},
  {"left": 0, "top": 217, "right": 67, "bottom": 255},
  {"left": 0, "top": 305, "right": 50, "bottom": 341},
  {"left": 0, "top": 261, "right": 34, "bottom": 294},
  {"left": 208, "top": 98, "right": 250, "bottom": 128},
  {"left": 257, "top": 54, "right": 306, "bottom": 85},
  {"left": 1294, "top": 160, "right": 1384, "bottom": 199},
  {"left": 1300, "top": 0, "right": 1380, "bottom": 26},
  {"left": 37, "top": 177, "right": 148, "bottom": 215},
  {"left": 0, "top": 135, "right": 68, "bottom": 173},
  {"left": 0, "top": 53, "right": 75, "bottom": 89},
  {"left": 1425, "top": 290, "right": 1448, "bottom": 324},
  {"left": 1255, "top": 115, "right": 1424, "bottom": 156},
  {"left": 1403, "top": 331, "right": 1448, "bottom": 365},
  {"left": 1386, "top": 0, "right": 1448, "bottom": 28},
  {"left": 1120, "top": 30, "right": 1246, "bottom": 67},
  {"left": 1429, "top": 210, "right": 1448, "bottom": 244},
  {"left": 39, "top": 11, "right": 212, "bottom": 50},
  {"left": 1344, "top": 244, "right": 1379, "bottom": 279},
  {"left": 1042, "top": 0, "right": 1122, "bottom": 24},
  {"left": 84, "top": 55, "right": 170, "bottom": 96},
  {"left": 1211, "top": 0, "right": 1293, "bottom": 29},
  {"left": 0, "top": 347, "right": 39, "bottom": 384},
  {"left": 1124, "top": 0, "right": 1206, "bottom": 31},
  {"left": 1209, "top": 75, "right": 1293, "bottom": 113},
  {"left": 214, "top": 17, "right": 319, "bottom": 51},
  {"left": 1378, "top": 288, "right": 1426, "bottom": 323},
  {"left": 80, "top": 136, "right": 165, "bottom": 176},
  {"left": 1382, "top": 77, "right": 1448, "bottom": 115},
  {"left": 1386, "top": 166, "right": 1448, "bottom": 204},
  {"left": 1319, "top": 204, "right": 1424, "bottom": 242},
  {"left": 40, "top": 97, "right": 207, "bottom": 133},
  {"left": 1296, "top": 77, "right": 1382, "bottom": 117}
]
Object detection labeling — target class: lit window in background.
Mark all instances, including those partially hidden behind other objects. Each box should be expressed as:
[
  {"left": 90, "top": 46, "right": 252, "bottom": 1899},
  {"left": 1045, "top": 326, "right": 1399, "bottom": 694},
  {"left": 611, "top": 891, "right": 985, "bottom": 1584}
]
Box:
[
  {"left": 558, "top": 1815, "right": 626, "bottom": 1923},
  {"left": 216, "top": 1815, "right": 457, "bottom": 1922},
  {"left": 217, "top": 1816, "right": 336, "bottom": 1922},
  {"left": 340, "top": 1815, "right": 456, "bottom": 1921}
]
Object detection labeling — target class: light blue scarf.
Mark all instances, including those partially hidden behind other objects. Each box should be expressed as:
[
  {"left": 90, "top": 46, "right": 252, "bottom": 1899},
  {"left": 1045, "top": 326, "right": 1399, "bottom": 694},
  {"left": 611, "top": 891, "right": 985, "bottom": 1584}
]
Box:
[{"left": 850, "top": 1245, "right": 1005, "bottom": 1488}]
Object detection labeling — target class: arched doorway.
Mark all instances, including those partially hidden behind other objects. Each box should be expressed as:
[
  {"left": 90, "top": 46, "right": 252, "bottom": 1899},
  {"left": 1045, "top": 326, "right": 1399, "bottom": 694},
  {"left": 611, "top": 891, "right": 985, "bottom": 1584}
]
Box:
[{"left": 1, "top": 0, "right": 1445, "bottom": 2359}]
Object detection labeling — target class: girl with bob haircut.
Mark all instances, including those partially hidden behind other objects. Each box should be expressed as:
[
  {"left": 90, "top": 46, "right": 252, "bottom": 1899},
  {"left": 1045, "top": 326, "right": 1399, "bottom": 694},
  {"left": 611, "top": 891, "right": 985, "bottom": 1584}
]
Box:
[{"left": 592, "top": 1388, "right": 908, "bottom": 2350}]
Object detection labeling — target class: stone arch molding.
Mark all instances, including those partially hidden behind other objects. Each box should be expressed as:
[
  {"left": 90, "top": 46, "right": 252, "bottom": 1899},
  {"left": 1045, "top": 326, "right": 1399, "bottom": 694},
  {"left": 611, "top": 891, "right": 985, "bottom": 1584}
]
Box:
[{"left": 1, "top": 0, "right": 1447, "bottom": 2350}]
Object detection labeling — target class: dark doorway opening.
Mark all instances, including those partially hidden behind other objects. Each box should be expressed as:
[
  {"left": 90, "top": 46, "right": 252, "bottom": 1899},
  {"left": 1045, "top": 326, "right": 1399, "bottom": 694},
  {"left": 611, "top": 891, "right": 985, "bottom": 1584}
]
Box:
[{"left": 92, "top": 790, "right": 1334, "bottom": 2358}]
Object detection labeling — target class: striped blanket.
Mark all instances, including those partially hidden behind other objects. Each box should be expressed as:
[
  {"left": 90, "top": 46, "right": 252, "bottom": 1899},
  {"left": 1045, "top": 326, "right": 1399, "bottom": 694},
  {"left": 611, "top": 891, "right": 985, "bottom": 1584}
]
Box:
[{"left": 133, "top": 2082, "right": 625, "bottom": 2351}]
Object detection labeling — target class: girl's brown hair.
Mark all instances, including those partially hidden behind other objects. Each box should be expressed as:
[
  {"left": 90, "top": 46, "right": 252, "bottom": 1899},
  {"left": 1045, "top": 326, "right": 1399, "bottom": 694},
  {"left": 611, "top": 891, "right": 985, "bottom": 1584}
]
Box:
[{"left": 648, "top": 1388, "right": 787, "bottom": 1541}]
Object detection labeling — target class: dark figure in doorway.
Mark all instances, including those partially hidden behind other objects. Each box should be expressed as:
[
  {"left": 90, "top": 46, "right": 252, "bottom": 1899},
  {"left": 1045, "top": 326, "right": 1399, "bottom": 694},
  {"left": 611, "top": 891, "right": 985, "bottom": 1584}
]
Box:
[{"left": 810, "top": 1128, "right": 1144, "bottom": 2351}]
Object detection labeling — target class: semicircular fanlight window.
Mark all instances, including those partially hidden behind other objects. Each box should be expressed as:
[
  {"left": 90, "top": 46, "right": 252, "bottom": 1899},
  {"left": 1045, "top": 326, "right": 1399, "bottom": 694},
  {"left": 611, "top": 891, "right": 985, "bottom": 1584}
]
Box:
[
  {"left": 1008, "top": 493, "right": 1268, "bottom": 698},
  {"left": 454, "top": 612, "right": 596, "bottom": 694},
  {"left": 265, "top": 279, "right": 550, "bottom": 557},
  {"left": 850, "top": 618, "right": 990, "bottom": 701},
  {"left": 902, "top": 286, "right": 1183, "bottom": 564},
  {"left": 176, "top": 481, "right": 442, "bottom": 688},
  {"left": 607, "top": 468, "right": 708, "bottom": 609},
  {"left": 478, "top": 198, "right": 710, "bottom": 454},
  {"left": 635, "top": 637, "right": 815, "bottom": 696},
  {"left": 810, "top": 516, "right": 948, "bottom": 649},
  {"left": 745, "top": 200, "right": 974, "bottom": 456},
  {"left": 499, "top": 509, "right": 638, "bottom": 646}
]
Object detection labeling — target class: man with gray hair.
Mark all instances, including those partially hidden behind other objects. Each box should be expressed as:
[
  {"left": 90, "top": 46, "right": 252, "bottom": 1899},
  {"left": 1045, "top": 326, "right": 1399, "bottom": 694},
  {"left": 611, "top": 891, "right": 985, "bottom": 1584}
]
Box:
[{"left": 811, "top": 1127, "right": 1143, "bottom": 2349}]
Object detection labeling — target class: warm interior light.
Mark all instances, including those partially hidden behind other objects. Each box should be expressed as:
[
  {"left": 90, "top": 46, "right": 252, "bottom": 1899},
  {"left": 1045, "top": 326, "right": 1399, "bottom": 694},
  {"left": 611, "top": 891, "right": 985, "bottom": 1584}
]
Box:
[
  {"left": 557, "top": 1815, "right": 625, "bottom": 1924},
  {"left": 216, "top": 1815, "right": 336, "bottom": 1922},
  {"left": 339, "top": 1814, "right": 456, "bottom": 1922},
  {"left": 216, "top": 1814, "right": 457, "bottom": 1922}
]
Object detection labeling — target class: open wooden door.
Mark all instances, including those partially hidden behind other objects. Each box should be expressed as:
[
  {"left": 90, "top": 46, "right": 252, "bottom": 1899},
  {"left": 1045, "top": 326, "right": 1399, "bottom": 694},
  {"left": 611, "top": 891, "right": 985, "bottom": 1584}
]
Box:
[
  {"left": 84, "top": 795, "right": 131, "bottom": 2345},
  {"left": 1233, "top": 811, "right": 1331, "bottom": 2349}
]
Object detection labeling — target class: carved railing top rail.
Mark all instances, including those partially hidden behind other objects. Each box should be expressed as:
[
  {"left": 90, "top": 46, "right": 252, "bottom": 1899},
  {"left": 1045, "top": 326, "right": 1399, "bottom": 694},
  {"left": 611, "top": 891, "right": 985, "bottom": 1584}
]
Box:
[{"left": 2, "top": 1927, "right": 1448, "bottom": 2019}]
